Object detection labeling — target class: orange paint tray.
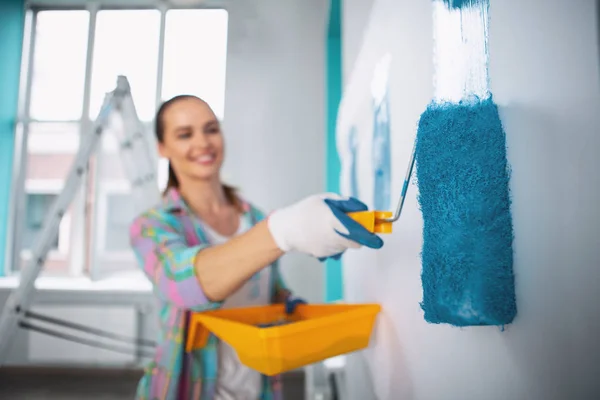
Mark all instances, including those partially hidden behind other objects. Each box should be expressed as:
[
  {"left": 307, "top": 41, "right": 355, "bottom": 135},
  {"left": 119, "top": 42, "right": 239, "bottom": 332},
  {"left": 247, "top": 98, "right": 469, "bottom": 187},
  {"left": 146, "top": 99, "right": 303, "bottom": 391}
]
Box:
[{"left": 185, "top": 303, "right": 381, "bottom": 375}]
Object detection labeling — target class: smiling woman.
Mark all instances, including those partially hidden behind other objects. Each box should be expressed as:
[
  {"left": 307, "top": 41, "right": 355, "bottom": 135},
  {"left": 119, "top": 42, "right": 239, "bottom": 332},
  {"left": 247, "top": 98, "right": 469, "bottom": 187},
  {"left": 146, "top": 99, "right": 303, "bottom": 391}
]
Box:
[
  {"left": 154, "top": 95, "right": 236, "bottom": 206},
  {"left": 128, "top": 93, "right": 385, "bottom": 399}
]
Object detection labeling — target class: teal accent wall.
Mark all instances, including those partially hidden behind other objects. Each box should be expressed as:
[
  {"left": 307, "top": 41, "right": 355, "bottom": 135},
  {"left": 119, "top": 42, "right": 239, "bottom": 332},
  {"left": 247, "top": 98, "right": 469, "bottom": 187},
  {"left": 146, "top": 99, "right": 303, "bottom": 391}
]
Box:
[
  {"left": 0, "top": 1, "right": 25, "bottom": 276},
  {"left": 325, "top": 0, "right": 343, "bottom": 302}
]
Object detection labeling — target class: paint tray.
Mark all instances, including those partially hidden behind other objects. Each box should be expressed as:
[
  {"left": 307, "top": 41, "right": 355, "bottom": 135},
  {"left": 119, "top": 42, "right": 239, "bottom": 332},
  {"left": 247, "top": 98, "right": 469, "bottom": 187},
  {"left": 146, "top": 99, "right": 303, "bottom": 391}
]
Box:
[{"left": 185, "top": 303, "right": 381, "bottom": 375}]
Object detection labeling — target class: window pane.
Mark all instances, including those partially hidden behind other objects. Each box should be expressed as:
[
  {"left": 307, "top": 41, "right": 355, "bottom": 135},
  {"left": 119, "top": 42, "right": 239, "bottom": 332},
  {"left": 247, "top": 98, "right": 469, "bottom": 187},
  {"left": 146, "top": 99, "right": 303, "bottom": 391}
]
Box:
[
  {"left": 19, "top": 123, "right": 82, "bottom": 275},
  {"left": 104, "top": 193, "right": 135, "bottom": 252},
  {"left": 90, "top": 180, "right": 138, "bottom": 277},
  {"left": 89, "top": 10, "right": 160, "bottom": 121},
  {"left": 27, "top": 122, "right": 81, "bottom": 155},
  {"left": 26, "top": 123, "right": 80, "bottom": 181},
  {"left": 88, "top": 127, "right": 143, "bottom": 276},
  {"left": 29, "top": 11, "right": 89, "bottom": 120},
  {"left": 19, "top": 189, "right": 73, "bottom": 275},
  {"left": 162, "top": 9, "right": 229, "bottom": 119},
  {"left": 22, "top": 194, "right": 59, "bottom": 250}
]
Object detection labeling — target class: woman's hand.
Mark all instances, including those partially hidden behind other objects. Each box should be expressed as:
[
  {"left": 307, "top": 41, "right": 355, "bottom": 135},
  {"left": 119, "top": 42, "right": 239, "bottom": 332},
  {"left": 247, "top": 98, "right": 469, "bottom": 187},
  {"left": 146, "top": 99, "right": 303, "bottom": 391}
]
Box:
[{"left": 267, "top": 193, "right": 384, "bottom": 260}]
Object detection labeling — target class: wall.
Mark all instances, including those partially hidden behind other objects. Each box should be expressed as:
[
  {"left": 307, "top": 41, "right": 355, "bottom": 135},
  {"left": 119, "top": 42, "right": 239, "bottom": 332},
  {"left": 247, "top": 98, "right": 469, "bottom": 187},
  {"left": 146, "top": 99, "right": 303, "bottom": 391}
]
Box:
[
  {"left": 0, "top": 0, "right": 328, "bottom": 366},
  {"left": 338, "top": 0, "right": 600, "bottom": 399},
  {"left": 342, "top": 0, "right": 375, "bottom": 84},
  {"left": 325, "top": 0, "right": 343, "bottom": 302},
  {"left": 0, "top": 0, "right": 25, "bottom": 276},
  {"left": 221, "top": 0, "right": 328, "bottom": 303}
]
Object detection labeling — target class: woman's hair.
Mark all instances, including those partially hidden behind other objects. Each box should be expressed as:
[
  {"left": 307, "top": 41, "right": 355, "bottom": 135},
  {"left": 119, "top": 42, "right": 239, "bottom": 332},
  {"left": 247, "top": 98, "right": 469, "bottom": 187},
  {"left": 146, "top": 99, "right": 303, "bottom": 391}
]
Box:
[{"left": 155, "top": 95, "right": 241, "bottom": 210}]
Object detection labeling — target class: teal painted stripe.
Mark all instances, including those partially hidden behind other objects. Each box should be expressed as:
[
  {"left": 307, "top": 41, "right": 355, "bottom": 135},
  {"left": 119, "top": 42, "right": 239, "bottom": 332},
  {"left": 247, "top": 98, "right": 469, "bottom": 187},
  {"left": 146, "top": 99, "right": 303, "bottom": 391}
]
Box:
[
  {"left": 328, "top": 0, "right": 341, "bottom": 38},
  {"left": 325, "top": 0, "right": 343, "bottom": 302},
  {"left": 0, "top": 1, "right": 25, "bottom": 276}
]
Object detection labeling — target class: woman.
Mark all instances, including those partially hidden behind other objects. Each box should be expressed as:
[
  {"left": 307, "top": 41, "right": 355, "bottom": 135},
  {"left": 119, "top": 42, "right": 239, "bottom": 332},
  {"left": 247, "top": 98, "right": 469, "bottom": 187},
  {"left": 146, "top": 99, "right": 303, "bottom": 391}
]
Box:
[{"left": 129, "top": 94, "right": 383, "bottom": 400}]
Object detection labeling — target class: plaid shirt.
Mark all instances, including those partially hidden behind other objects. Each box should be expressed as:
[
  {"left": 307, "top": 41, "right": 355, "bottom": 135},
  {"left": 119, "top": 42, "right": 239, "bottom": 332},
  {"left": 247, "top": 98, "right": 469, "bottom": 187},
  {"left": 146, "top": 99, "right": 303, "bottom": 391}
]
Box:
[{"left": 129, "top": 188, "right": 291, "bottom": 400}]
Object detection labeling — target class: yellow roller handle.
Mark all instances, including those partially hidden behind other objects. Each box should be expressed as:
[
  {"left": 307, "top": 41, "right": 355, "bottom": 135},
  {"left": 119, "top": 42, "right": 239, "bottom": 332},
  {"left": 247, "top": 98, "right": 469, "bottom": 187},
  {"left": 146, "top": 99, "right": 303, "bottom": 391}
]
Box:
[{"left": 347, "top": 211, "right": 393, "bottom": 234}]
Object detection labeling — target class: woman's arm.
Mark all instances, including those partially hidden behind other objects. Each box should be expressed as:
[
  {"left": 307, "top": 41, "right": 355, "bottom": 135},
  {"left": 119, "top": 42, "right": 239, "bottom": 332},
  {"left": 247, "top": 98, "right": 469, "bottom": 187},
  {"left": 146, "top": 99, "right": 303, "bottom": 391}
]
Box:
[
  {"left": 130, "top": 212, "right": 222, "bottom": 311},
  {"left": 195, "top": 219, "right": 283, "bottom": 301},
  {"left": 197, "top": 193, "right": 386, "bottom": 301},
  {"left": 130, "top": 193, "right": 383, "bottom": 311},
  {"left": 130, "top": 213, "right": 282, "bottom": 308}
]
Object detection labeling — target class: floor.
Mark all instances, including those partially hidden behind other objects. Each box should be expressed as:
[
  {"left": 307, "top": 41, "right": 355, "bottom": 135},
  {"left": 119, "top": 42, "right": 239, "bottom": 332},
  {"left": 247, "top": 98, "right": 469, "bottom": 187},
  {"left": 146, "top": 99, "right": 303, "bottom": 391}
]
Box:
[{"left": 0, "top": 367, "right": 305, "bottom": 400}]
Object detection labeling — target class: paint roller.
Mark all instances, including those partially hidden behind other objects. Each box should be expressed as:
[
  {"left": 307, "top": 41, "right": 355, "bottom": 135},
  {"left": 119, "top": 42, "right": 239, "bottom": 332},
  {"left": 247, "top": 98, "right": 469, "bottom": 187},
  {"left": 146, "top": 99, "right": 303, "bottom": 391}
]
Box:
[
  {"left": 348, "top": 0, "right": 516, "bottom": 327},
  {"left": 348, "top": 101, "right": 516, "bottom": 327}
]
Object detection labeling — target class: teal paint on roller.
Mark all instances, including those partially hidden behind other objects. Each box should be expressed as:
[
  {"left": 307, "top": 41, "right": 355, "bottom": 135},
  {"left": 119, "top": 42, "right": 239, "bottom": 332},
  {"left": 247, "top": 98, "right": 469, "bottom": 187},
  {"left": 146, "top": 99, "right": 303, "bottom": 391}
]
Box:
[
  {"left": 442, "top": 0, "right": 485, "bottom": 9},
  {"left": 415, "top": 96, "right": 516, "bottom": 326},
  {"left": 415, "top": 0, "right": 517, "bottom": 326}
]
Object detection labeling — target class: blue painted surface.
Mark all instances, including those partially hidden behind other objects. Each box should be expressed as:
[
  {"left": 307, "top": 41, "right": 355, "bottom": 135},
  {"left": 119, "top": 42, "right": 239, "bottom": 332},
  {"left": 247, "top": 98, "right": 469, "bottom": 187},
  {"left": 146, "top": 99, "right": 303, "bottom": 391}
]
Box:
[
  {"left": 348, "top": 125, "right": 359, "bottom": 197},
  {"left": 442, "top": 0, "right": 487, "bottom": 9},
  {"left": 325, "top": 0, "right": 343, "bottom": 302},
  {"left": 415, "top": 96, "right": 516, "bottom": 326},
  {"left": 328, "top": 0, "right": 341, "bottom": 38},
  {"left": 372, "top": 88, "right": 391, "bottom": 211},
  {"left": 0, "top": 0, "right": 25, "bottom": 276}
]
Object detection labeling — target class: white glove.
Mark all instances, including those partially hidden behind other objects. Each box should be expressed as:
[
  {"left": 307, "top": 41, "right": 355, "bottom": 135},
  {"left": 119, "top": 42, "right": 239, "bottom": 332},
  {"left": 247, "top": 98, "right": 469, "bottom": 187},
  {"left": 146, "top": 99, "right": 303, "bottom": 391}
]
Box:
[{"left": 267, "top": 193, "right": 384, "bottom": 260}]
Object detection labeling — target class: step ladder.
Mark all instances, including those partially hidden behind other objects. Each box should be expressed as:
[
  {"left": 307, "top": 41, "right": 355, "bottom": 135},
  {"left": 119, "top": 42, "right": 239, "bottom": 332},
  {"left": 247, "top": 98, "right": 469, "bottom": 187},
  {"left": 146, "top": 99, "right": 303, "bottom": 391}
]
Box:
[{"left": 0, "top": 76, "right": 161, "bottom": 366}]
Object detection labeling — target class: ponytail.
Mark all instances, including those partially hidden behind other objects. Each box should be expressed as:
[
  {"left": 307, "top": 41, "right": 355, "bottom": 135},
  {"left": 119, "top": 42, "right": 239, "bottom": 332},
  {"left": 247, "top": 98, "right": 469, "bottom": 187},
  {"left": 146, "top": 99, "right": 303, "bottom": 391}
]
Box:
[
  {"left": 223, "top": 183, "right": 243, "bottom": 212},
  {"left": 163, "top": 163, "right": 179, "bottom": 195}
]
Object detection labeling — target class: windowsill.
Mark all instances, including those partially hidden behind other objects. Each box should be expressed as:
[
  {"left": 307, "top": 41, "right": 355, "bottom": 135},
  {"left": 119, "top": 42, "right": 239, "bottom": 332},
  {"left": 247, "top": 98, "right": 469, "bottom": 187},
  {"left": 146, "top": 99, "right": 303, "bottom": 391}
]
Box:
[{"left": 0, "top": 269, "right": 153, "bottom": 293}]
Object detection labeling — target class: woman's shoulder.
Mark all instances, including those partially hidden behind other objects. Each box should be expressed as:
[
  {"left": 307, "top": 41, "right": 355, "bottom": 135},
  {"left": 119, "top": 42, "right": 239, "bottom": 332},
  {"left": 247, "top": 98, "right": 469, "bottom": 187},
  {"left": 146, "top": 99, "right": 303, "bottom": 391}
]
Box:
[{"left": 130, "top": 200, "right": 183, "bottom": 233}]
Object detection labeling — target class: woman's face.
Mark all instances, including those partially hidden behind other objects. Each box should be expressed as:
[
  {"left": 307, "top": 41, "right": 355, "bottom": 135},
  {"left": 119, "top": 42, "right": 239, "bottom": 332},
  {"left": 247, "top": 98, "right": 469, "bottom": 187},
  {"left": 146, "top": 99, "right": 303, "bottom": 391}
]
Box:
[{"left": 158, "top": 97, "right": 224, "bottom": 183}]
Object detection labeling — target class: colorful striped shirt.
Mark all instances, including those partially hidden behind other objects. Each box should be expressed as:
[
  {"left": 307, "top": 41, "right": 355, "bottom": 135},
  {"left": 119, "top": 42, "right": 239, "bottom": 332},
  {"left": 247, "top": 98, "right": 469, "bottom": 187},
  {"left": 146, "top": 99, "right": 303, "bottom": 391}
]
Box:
[{"left": 129, "top": 188, "right": 291, "bottom": 400}]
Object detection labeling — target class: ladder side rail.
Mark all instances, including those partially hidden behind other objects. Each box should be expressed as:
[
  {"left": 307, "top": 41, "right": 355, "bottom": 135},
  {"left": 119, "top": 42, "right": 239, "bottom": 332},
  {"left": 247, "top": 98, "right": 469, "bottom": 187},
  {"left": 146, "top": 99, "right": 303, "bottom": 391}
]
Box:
[
  {"left": 113, "top": 84, "right": 161, "bottom": 212},
  {"left": 0, "top": 91, "right": 116, "bottom": 364}
]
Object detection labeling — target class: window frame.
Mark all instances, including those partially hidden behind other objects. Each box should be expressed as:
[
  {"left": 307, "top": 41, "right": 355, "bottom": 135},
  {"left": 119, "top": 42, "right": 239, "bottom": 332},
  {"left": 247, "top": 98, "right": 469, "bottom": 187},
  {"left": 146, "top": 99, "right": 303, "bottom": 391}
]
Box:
[{"left": 6, "top": 0, "right": 229, "bottom": 279}]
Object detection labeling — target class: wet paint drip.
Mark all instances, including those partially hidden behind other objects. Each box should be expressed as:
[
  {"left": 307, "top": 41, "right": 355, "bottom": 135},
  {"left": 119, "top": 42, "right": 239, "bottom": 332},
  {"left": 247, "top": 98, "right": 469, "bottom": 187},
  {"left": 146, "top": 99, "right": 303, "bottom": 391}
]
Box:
[
  {"left": 348, "top": 125, "right": 359, "bottom": 198},
  {"left": 372, "top": 89, "right": 391, "bottom": 210},
  {"left": 371, "top": 53, "right": 392, "bottom": 211},
  {"left": 442, "top": 0, "right": 485, "bottom": 9}
]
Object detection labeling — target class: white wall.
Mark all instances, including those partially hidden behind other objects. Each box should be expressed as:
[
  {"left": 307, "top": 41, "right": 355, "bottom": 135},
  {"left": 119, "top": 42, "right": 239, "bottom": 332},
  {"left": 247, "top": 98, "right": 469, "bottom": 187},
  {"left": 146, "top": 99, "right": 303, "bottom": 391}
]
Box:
[
  {"left": 222, "top": 0, "right": 328, "bottom": 304},
  {"left": 342, "top": 0, "right": 375, "bottom": 84},
  {"left": 338, "top": 0, "right": 600, "bottom": 399},
  {"left": 0, "top": 0, "right": 328, "bottom": 366}
]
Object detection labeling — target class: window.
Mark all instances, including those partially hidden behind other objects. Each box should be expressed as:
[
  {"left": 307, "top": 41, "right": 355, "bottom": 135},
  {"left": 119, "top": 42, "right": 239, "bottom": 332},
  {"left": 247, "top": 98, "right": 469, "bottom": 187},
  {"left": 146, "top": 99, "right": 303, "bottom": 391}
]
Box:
[
  {"left": 104, "top": 193, "right": 134, "bottom": 252},
  {"left": 9, "top": 4, "right": 229, "bottom": 279},
  {"left": 162, "top": 9, "right": 229, "bottom": 119},
  {"left": 23, "top": 193, "right": 60, "bottom": 251},
  {"left": 90, "top": 181, "right": 137, "bottom": 280},
  {"left": 20, "top": 182, "right": 72, "bottom": 275},
  {"left": 29, "top": 11, "right": 89, "bottom": 121},
  {"left": 89, "top": 10, "right": 161, "bottom": 121}
]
